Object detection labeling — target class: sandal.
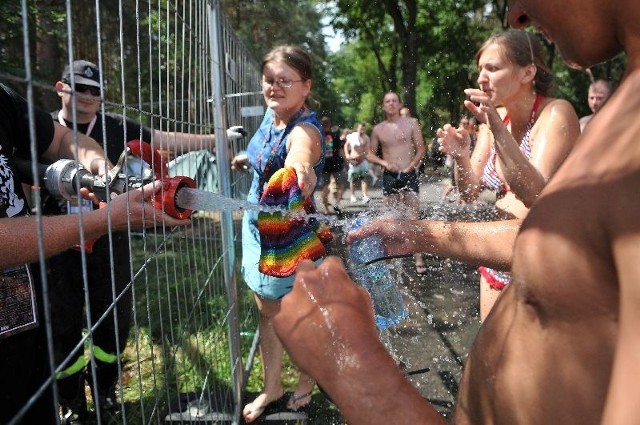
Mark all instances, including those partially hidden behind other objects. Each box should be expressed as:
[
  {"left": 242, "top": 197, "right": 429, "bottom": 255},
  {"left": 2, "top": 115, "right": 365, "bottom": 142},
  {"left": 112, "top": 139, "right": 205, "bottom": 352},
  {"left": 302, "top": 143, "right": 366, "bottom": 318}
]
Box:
[
  {"left": 242, "top": 392, "right": 287, "bottom": 423},
  {"left": 286, "top": 390, "right": 312, "bottom": 412}
]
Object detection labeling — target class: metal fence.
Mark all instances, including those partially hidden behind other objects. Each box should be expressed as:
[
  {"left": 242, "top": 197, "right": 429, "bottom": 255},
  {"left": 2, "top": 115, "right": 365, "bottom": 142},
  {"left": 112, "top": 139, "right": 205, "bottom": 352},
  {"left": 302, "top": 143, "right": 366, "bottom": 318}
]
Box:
[{"left": 1, "top": 1, "right": 263, "bottom": 423}]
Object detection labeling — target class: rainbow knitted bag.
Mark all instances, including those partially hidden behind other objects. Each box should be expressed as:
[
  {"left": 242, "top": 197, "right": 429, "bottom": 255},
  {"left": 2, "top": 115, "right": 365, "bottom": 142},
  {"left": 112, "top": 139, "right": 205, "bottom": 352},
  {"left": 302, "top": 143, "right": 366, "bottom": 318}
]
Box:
[{"left": 258, "top": 167, "right": 333, "bottom": 277}]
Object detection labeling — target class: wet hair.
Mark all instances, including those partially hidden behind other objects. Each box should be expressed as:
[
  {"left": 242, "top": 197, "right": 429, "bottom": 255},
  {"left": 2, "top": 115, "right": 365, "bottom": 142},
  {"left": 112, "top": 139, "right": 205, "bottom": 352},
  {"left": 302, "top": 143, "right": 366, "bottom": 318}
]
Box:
[
  {"left": 476, "top": 29, "right": 555, "bottom": 96},
  {"left": 261, "top": 45, "right": 312, "bottom": 81}
]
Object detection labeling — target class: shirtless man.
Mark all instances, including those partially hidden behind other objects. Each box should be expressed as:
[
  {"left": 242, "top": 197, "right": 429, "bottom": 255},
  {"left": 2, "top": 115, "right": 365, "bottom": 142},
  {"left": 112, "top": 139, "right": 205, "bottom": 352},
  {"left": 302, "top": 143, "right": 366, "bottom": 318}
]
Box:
[
  {"left": 579, "top": 79, "right": 613, "bottom": 131},
  {"left": 369, "top": 92, "right": 427, "bottom": 273},
  {"left": 272, "top": 0, "right": 640, "bottom": 424},
  {"left": 344, "top": 123, "right": 371, "bottom": 203}
]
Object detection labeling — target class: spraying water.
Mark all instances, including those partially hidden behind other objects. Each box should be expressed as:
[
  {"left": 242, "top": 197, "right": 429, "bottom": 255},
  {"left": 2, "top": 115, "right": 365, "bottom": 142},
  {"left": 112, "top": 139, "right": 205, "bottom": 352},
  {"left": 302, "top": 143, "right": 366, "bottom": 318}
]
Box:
[{"left": 175, "top": 187, "right": 342, "bottom": 226}]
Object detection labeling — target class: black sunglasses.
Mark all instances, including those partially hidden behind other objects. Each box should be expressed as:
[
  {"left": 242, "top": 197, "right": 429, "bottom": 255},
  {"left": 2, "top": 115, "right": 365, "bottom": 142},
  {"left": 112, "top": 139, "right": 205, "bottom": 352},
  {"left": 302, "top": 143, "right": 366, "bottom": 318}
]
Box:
[{"left": 64, "top": 81, "right": 101, "bottom": 96}]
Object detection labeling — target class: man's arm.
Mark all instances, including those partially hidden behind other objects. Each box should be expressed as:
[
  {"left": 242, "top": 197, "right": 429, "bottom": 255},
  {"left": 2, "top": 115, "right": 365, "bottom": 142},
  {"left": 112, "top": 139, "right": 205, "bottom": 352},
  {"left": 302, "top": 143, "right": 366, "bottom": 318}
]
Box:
[
  {"left": 367, "top": 126, "right": 387, "bottom": 168},
  {"left": 152, "top": 129, "right": 214, "bottom": 152},
  {"left": 405, "top": 118, "right": 426, "bottom": 172},
  {"left": 602, "top": 216, "right": 640, "bottom": 424},
  {"left": 44, "top": 122, "right": 111, "bottom": 175},
  {"left": 152, "top": 126, "right": 246, "bottom": 152},
  {"left": 0, "top": 182, "right": 190, "bottom": 269},
  {"left": 347, "top": 218, "right": 521, "bottom": 270},
  {"left": 274, "top": 258, "right": 448, "bottom": 425}
]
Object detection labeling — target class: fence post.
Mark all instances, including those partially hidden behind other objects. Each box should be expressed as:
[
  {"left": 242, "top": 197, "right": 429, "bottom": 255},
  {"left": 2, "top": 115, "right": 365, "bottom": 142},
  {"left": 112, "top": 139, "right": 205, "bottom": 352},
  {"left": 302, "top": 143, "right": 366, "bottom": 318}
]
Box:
[{"left": 207, "top": 1, "right": 244, "bottom": 423}]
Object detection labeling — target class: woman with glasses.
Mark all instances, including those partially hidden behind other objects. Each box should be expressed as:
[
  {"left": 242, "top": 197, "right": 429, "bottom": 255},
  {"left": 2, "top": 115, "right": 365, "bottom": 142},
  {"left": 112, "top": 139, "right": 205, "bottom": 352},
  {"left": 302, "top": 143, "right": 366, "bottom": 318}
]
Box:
[
  {"left": 231, "top": 45, "right": 324, "bottom": 422},
  {"left": 436, "top": 30, "right": 580, "bottom": 320}
]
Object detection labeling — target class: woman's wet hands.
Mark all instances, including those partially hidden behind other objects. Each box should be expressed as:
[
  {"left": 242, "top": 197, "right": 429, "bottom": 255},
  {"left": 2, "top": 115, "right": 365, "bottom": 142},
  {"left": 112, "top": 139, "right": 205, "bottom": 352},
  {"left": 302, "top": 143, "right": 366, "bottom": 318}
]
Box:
[
  {"left": 464, "top": 88, "right": 503, "bottom": 129},
  {"left": 436, "top": 124, "right": 470, "bottom": 159}
]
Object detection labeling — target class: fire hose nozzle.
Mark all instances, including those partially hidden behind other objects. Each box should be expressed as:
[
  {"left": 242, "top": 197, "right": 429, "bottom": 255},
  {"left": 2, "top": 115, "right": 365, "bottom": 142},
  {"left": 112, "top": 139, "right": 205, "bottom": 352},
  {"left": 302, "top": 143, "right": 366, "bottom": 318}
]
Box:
[
  {"left": 153, "top": 176, "right": 197, "bottom": 220},
  {"left": 37, "top": 140, "right": 197, "bottom": 220},
  {"left": 43, "top": 159, "right": 96, "bottom": 200}
]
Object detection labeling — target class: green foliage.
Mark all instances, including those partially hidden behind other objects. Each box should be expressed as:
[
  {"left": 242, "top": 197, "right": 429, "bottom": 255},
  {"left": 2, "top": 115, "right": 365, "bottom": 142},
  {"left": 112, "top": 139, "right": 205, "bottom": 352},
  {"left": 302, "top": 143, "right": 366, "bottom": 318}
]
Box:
[
  {"left": 221, "top": 0, "right": 342, "bottom": 118},
  {"left": 326, "top": 0, "right": 626, "bottom": 136}
]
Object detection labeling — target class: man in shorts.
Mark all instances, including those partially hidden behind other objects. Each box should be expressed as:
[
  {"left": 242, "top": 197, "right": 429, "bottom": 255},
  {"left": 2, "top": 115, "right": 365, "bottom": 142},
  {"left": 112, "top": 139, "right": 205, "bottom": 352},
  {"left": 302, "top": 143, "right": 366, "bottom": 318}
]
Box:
[{"left": 369, "top": 92, "right": 426, "bottom": 272}]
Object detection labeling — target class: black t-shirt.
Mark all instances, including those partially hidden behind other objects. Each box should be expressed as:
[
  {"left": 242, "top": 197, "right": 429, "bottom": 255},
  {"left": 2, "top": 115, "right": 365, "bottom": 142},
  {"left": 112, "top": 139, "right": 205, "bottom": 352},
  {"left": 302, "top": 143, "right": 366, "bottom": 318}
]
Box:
[
  {"left": 0, "top": 83, "right": 55, "bottom": 339},
  {"left": 322, "top": 130, "right": 344, "bottom": 173},
  {"left": 51, "top": 110, "right": 153, "bottom": 165},
  {"left": 1, "top": 83, "right": 55, "bottom": 219}
]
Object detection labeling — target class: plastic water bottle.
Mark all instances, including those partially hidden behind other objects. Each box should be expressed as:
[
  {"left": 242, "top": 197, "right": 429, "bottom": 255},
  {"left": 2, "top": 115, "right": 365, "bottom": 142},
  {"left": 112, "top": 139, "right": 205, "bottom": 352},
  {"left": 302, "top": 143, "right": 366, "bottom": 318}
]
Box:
[{"left": 348, "top": 217, "right": 406, "bottom": 329}]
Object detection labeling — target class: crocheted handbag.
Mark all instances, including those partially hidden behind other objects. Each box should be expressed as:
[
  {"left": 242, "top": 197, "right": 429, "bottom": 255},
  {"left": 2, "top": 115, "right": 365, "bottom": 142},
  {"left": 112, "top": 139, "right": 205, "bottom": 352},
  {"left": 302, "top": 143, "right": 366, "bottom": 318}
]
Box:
[{"left": 258, "top": 167, "right": 333, "bottom": 277}]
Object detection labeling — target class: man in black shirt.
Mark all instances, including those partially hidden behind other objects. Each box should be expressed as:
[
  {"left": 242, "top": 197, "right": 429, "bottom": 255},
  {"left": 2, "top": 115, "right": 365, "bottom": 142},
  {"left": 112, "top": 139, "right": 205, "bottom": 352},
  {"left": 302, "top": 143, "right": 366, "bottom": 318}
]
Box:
[
  {"left": 317, "top": 116, "right": 346, "bottom": 214},
  {"left": 47, "top": 60, "right": 244, "bottom": 422},
  {"left": 0, "top": 82, "right": 189, "bottom": 424}
]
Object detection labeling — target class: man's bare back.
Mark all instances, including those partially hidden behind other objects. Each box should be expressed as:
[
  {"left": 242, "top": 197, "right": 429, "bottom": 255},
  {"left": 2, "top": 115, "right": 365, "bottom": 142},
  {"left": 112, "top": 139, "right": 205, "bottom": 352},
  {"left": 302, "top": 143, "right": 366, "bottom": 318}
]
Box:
[{"left": 454, "top": 70, "right": 640, "bottom": 425}]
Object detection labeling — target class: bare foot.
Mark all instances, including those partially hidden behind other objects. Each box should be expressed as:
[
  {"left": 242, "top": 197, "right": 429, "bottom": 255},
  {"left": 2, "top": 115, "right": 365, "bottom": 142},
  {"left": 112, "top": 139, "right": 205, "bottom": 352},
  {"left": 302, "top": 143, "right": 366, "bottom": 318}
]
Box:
[{"left": 242, "top": 392, "right": 285, "bottom": 422}]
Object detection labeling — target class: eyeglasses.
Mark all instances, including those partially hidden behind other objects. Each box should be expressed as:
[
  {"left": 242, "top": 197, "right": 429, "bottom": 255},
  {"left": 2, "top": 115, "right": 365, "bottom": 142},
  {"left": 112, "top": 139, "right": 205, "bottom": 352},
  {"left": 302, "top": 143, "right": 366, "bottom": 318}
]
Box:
[
  {"left": 64, "top": 81, "right": 101, "bottom": 96},
  {"left": 261, "top": 79, "right": 304, "bottom": 89}
]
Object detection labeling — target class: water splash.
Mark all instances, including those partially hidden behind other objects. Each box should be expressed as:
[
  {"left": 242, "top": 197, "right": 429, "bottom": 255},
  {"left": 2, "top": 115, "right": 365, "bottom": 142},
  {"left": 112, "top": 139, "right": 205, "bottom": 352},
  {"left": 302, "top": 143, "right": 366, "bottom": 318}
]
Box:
[{"left": 298, "top": 276, "right": 360, "bottom": 372}]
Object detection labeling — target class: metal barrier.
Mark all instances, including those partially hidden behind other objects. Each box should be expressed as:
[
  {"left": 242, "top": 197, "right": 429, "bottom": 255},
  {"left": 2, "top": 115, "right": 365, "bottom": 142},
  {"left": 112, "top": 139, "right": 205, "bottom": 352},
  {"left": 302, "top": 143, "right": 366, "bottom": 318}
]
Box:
[{"left": 1, "top": 1, "right": 262, "bottom": 423}]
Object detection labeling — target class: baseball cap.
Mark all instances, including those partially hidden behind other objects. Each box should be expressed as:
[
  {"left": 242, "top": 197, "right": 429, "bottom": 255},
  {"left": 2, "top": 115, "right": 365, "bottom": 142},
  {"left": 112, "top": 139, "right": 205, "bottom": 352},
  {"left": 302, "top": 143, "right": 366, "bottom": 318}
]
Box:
[{"left": 61, "top": 60, "right": 101, "bottom": 88}]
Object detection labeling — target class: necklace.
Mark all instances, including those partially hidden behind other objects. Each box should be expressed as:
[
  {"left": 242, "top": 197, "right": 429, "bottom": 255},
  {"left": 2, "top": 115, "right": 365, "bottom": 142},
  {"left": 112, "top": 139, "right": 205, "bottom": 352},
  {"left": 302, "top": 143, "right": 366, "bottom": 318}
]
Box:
[{"left": 256, "top": 106, "right": 306, "bottom": 191}]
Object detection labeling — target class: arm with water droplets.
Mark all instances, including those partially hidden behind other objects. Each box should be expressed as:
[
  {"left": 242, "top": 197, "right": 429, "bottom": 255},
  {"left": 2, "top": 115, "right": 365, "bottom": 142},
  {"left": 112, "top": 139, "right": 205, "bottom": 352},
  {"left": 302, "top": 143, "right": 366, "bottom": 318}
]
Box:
[{"left": 347, "top": 218, "right": 520, "bottom": 271}]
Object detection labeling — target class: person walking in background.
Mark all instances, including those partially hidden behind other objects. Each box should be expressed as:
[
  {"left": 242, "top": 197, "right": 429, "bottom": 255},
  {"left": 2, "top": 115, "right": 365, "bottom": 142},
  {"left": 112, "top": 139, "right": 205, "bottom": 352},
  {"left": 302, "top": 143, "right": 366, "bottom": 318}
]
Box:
[
  {"left": 230, "top": 45, "right": 323, "bottom": 423},
  {"left": 0, "top": 82, "right": 189, "bottom": 425},
  {"left": 359, "top": 123, "right": 380, "bottom": 186},
  {"left": 436, "top": 30, "right": 579, "bottom": 320},
  {"left": 369, "top": 91, "right": 427, "bottom": 274},
  {"left": 344, "top": 123, "right": 372, "bottom": 204},
  {"left": 579, "top": 79, "right": 613, "bottom": 131},
  {"left": 272, "top": 1, "right": 640, "bottom": 423},
  {"left": 317, "top": 116, "right": 347, "bottom": 214},
  {"left": 46, "top": 59, "right": 246, "bottom": 423}
]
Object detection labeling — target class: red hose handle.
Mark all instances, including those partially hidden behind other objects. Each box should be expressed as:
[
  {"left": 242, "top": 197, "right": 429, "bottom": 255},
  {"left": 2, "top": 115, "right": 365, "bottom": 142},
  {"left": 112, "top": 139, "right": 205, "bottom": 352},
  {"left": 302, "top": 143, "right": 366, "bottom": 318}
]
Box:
[
  {"left": 126, "top": 139, "right": 168, "bottom": 179},
  {"left": 153, "top": 176, "right": 197, "bottom": 219}
]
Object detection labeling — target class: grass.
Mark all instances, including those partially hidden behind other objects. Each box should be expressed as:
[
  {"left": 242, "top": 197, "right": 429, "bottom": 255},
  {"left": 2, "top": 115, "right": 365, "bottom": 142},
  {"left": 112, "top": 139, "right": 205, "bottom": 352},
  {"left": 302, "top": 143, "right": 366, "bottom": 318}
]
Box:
[{"left": 104, "top": 217, "right": 345, "bottom": 424}]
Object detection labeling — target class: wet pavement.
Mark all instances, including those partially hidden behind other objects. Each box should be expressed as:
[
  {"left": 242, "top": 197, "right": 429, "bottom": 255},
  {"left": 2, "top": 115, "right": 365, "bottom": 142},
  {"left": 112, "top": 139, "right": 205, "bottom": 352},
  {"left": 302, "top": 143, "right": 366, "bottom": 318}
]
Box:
[{"left": 313, "top": 171, "right": 483, "bottom": 421}]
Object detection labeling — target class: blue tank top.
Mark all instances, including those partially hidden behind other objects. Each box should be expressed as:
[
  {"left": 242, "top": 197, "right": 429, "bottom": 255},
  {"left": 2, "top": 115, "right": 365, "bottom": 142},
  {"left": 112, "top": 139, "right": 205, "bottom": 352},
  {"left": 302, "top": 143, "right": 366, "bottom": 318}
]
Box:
[{"left": 246, "top": 107, "right": 324, "bottom": 204}]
